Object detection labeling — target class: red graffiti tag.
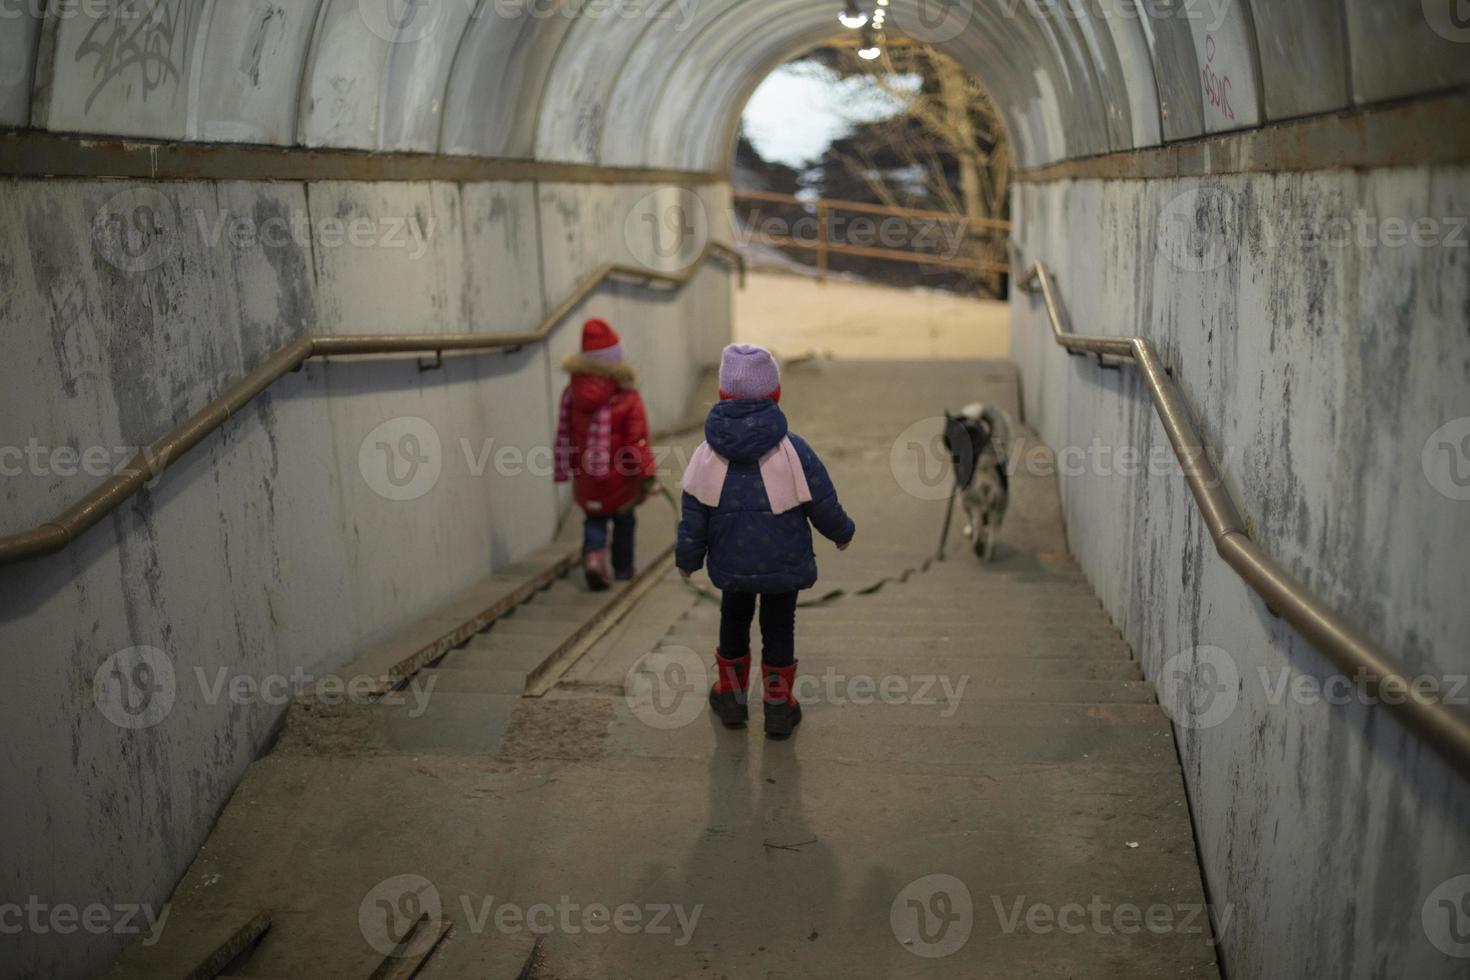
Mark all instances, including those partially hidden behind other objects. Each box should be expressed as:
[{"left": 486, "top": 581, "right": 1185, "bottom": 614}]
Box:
[{"left": 1202, "top": 35, "right": 1235, "bottom": 122}]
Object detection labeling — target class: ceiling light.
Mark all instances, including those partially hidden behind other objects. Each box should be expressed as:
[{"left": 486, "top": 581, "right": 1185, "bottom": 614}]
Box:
[
  {"left": 857, "top": 25, "right": 881, "bottom": 59},
  {"left": 838, "top": 1, "right": 867, "bottom": 29}
]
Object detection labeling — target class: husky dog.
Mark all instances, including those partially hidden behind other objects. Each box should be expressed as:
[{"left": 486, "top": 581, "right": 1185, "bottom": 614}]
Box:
[{"left": 942, "top": 402, "right": 1012, "bottom": 561}]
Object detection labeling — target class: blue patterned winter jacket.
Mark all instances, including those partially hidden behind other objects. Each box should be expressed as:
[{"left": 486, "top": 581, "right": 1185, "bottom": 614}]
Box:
[{"left": 676, "top": 398, "right": 855, "bottom": 593}]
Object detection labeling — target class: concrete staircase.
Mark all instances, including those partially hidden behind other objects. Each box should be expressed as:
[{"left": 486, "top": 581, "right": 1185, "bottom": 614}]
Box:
[{"left": 97, "top": 360, "right": 1220, "bottom": 979}]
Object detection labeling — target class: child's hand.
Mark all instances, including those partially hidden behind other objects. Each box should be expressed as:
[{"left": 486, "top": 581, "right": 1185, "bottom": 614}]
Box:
[
  {"left": 837, "top": 539, "right": 852, "bottom": 551},
  {"left": 678, "top": 568, "right": 692, "bottom": 579}
]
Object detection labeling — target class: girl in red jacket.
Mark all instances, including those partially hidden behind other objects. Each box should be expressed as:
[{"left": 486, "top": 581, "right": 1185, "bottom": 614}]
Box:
[{"left": 554, "top": 318, "right": 657, "bottom": 590}]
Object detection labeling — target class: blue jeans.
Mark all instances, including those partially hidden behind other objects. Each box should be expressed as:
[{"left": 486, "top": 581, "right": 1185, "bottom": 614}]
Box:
[{"left": 584, "top": 511, "right": 636, "bottom": 576}]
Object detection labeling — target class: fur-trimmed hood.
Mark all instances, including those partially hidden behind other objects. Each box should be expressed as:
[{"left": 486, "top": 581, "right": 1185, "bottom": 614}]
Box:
[{"left": 562, "top": 352, "right": 638, "bottom": 389}]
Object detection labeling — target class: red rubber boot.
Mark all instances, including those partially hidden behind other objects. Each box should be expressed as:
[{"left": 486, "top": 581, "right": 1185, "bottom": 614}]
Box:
[
  {"left": 763, "top": 662, "right": 802, "bottom": 739},
  {"left": 707, "top": 650, "right": 751, "bottom": 728}
]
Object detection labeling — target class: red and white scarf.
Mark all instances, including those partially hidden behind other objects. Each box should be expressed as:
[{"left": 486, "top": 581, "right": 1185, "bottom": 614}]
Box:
[{"left": 554, "top": 387, "right": 614, "bottom": 481}]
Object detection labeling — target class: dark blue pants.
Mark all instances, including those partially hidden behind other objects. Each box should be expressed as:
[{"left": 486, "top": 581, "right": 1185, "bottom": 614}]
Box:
[
  {"left": 583, "top": 511, "right": 636, "bottom": 575},
  {"left": 720, "top": 591, "right": 798, "bottom": 668}
]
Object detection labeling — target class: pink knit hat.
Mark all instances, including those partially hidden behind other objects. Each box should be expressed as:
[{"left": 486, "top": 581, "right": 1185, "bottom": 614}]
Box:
[{"left": 718, "top": 344, "right": 781, "bottom": 401}]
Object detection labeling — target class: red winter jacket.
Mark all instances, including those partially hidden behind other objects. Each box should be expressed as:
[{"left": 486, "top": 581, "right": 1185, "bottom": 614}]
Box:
[{"left": 554, "top": 353, "right": 656, "bottom": 515}]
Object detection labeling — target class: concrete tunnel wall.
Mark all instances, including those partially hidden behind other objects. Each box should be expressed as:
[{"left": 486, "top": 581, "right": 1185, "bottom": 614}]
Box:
[
  {"left": 0, "top": 174, "right": 734, "bottom": 977},
  {"left": 2, "top": 0, "right": 1470, "bottom": 977},
  {"left": 1010, "top": 168, "right": 1470, "bottom": 978}
]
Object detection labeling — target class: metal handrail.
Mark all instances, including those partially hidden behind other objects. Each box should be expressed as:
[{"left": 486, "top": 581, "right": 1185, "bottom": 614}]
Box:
[
  {"left": 0, "top": 244, "right": 744, "bottom": 566},
  {"left": 1018, "top": 260, "right": 1470, "bottom": 779}
]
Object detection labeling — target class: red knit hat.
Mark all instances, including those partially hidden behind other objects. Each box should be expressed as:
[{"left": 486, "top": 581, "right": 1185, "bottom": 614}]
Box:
[{"left": 581, "top": 318, "right": 623, "bottom": 362}]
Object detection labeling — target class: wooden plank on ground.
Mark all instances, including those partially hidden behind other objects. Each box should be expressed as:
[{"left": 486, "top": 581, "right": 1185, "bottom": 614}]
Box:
[{"left": 99, "top": 908, "right": 270, "bottom": 980}]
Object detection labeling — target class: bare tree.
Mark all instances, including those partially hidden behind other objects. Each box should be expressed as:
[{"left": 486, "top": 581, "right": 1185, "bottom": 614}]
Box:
[{"left": 816, "top": 44, "right": 1010, "bottom": 294}]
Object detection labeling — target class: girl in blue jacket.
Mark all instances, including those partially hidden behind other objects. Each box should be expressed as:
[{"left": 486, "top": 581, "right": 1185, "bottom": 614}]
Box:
[{"left": 676, "top": 344, "right": 856, "bottom": 738}]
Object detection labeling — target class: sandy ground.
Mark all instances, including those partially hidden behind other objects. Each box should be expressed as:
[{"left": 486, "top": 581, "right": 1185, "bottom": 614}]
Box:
[{"left": 734, "top": 269, "right": 1011, "bottom": 359}]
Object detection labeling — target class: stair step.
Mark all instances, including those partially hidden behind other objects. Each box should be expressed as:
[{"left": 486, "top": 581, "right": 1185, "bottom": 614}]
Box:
[
  {"left": 619, "top": 701, "right": 1177, "bottom": 767},
  {"left": 786, "top": 654, "right": 1144, "bottom": 681},
  {"left": 659, "top": 635, "right": 1133, "bottom": 660},
  {"left": 480, "top": 617, "right": 584, "bottom": 638},
  {"left": 419, "top": 666, "right": 529, "bottom": 694},
  {"left": 667, "top": 617, "right": 1111, "bottom": 640},
  {"left": 798, "top": 678, "right": 1154, "bottom": 706},
  {"left": 443, "top": 644, "right": 554, "bottom": 673}
]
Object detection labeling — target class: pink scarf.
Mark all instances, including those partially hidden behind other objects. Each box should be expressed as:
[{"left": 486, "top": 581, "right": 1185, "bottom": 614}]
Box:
[
  {"left": 680, "top": 438, "right": 813, "bottom": 514},
  {"left": 554, "top": 387, "right": 613, "bottom": 480}
]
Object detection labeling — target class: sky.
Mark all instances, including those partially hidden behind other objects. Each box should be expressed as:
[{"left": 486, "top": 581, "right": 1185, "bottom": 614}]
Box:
[{"left": 741, "top": 60, "right": 919, "bottom": 169}]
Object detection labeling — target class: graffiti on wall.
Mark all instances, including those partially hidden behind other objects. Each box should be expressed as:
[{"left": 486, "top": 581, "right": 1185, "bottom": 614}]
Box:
[{"left": 74, "top": 0, "right": 189, "bottom": 113}]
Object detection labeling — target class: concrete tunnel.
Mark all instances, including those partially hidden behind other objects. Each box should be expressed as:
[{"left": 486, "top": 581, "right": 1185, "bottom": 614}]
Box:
[{"left": 1, "top": 0, "right": 1468, "bottom": 977}]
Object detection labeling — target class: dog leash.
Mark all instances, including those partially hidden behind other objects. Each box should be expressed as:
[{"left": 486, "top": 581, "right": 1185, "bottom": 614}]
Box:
[{"left": 655, "top": 483, "right": 955, "bottom": 608}]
